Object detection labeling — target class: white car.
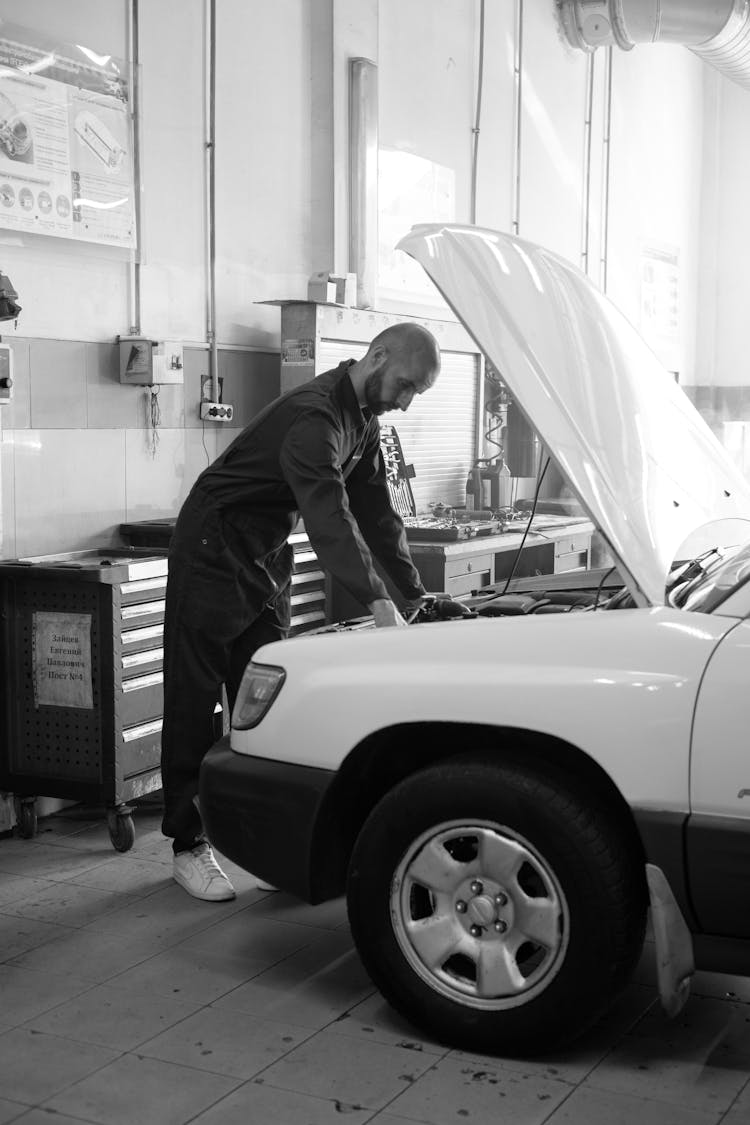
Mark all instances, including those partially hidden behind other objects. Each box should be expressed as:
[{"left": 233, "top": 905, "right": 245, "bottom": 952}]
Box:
[{"left": 200, "top": 224, "right": 750, "bottom": 1055}]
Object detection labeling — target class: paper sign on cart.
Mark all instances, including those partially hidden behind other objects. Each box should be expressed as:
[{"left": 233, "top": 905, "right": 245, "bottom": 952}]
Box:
[{"left": 32, "top": 611, "right": 93, "bottom": 709}]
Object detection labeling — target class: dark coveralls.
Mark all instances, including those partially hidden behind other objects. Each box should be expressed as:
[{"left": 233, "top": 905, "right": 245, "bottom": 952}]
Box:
[{"left": 161, "top": 359, "right": 426, "bottom": 851}]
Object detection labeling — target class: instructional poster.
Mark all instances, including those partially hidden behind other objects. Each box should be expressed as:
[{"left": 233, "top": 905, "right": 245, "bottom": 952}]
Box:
[
  {"left": 32, "top": 611, "right": 94, "bottom": 710},
  {"left": 0, "top": 26, "right": 135, "bottom": 248}
]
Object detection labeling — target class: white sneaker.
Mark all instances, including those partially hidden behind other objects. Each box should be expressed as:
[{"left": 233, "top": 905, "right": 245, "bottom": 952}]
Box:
[{"left": 173, "top": 843, "right": 236, "bottom": 901}]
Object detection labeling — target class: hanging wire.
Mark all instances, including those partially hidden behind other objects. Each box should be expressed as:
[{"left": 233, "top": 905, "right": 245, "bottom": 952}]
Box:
[
  {"left": 500, "top": 455, "right": 550, "bottom": 595},
  {"left": 201, "top": 416, "right": 210, "bottom": 465},
  {"left": 470, "top": 0, "right": 486, "bottom": 224},
  {"left": 147, "top": 385, "right": 161, "bottom": 458}
]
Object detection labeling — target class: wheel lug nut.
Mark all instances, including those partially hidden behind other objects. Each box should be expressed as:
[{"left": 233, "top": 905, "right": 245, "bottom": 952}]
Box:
[
  {"left": 470, "top": 924, "right": 483, "bottom": 937},
  {"left": 456, "top": 900, "right": 467, "bottom": 914},
  {"left": 494, "top": 920, "right": 508, "bottom": 933},
  {"left": 495, "top": 892, "right": 508, "bottom": 907},
  {"left": 470, "top": 880, "right": 483, "bottom": 894}
]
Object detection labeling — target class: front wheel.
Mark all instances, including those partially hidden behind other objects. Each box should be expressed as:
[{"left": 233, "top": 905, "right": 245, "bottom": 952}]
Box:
[{"left": 347, "top": 755, "right": 646, "bottom": 1055}]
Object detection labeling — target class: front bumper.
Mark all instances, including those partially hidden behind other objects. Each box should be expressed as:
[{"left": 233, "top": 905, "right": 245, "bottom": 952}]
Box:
[{"left": 199, "top": 735, "right": 340, "bottom": 903}]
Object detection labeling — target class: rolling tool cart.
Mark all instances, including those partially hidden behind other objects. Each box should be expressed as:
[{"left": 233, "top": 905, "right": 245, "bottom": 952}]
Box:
[
  {"left": 0, "top": 548, "right": 169, "bottom": 851},
  {"left": 119, "top": 517, "right": 330, "bottom": 635}
]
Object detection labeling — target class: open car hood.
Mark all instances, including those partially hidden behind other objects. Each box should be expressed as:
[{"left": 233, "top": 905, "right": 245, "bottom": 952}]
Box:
[{"left": 397, "top": 224, "right": 750, "bottom": 605}]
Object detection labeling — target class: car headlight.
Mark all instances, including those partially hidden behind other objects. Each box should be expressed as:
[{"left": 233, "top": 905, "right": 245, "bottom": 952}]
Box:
[{"left": 231, "top": 663, "right": 286, "bottom": 730}]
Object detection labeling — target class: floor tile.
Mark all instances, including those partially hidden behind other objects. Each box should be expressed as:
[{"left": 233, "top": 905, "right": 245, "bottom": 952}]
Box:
[
  {"left": 0, "top": 874, "right": 57, "bottom": 908},
  {"left": 32, "top": 811, "right": 101, "bottom": 838},
  {"left": 243, "top": 892, "right": 349, "bottom": 931},
  {"left": 0, "top": 1098, "right": 30, "bottom": 1125},
  {"left": 0, "top": 1027, "right": 118, "bottom": 1103},
  {"left": 0, "top": 963, "right": 93, "bottom": 1026},
  {"left": 137, "top": 1006, "right": 313, "bottom": 1078},
  {"left": 25, "top": 981, "right": 201, "bottom": 1051},
  {"left": 67, "top": 855, "right": 173, "bottom": 897},
  {"left": 1, "top": 880, "right": 141, "bottom": 927},
  {"left": 629, "top": 993, "right": 750, "bottom": 1056},
  {"left": 178, "top": 909, "right": 327, "bottom": 965},
  {"left": 0, "top": 912, "right": 75, "bottom": 962},
  {"left": 365, "top": 1117, "right": 416, "bottom": 1125},
  {"left": 190, "top": 1080, "right": 374, "bottom": 1124},
  {"left": 0, "top": 842, "right": 109, "bottom": 881},
  {"left": 7, "top": 926, "right": 174, "bottom": 982},
  {"left": 386, "top": 1054, "right": 570, "bottom": 1124},
  {"left": 213, "top": 931, "right": 373, "bottom": 1029},
  {"left": 450, "top": 981, "right": 657, "bottom": 1085},
  {"left": 328, "top": 993, "right": 447, "bottom": 1056},
  {"left": 543, "top": 1085, "right": 723, "bottom": 1124},
  {"left": 690, "top": 971, "right": 750, "bottom": 1004},
  {"left": 81, "top": 882, "right": 247, "bottom": 944},
  {"left": 10, "top": 1112, "right": 96, "bottom": 1125},
  {"left": 258, "top": 1030, "right": 435, "bottom": 1111},
  {"left": 584, "top": 996, "right": 750, "bottom": 1113},
  {"left": 32, "top": 822, "right": 127, "bottom": 853},
  {"left": 45, "top": 1053, "right": 240, "bottom": 1125},
  {"left": 2, "top": 806, "right": 749, "bottom": 1125},
  {"left": 730, "top": 1075, "right": 750, "bottom": 1110},
  {"left": 106, "top": 944, "right": 269, "bottom": 1004},
  {"left": 127, "top": 828, "right": 179, "bottom": 864}
]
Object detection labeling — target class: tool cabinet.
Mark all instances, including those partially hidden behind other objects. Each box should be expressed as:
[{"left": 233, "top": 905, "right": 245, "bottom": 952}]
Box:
[{"left": 0, "top": 549, "right": 168, "bottom": 850}]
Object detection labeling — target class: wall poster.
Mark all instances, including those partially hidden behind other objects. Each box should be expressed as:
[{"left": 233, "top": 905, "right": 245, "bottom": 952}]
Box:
[
  {"left": 0, "top": 22, "right": 135, "bottom": 248},
  {"left": 640, "top": 242, "right": 680, "bottom": 368},
  {"left": 32, "top": 610, "right": 94, "bottom": 710}
]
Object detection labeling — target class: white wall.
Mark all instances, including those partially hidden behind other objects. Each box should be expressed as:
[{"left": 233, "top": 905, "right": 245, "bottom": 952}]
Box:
[
  {"left": 607, "top": 43, "right": 705, "bottom": 382},
  {"left": 518, "top": 0, "right": 588, "bottom": 264},
  {"left": 698, "top": 69, "right": 750, "bottom": 388},
  {"left": 0, "top": 0, "right": 736, "bottom": 383}
]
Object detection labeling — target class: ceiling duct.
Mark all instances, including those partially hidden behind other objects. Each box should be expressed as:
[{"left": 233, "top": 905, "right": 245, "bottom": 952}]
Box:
[{"left": 558, "top": 1, "right": 750, "bottom": 91}]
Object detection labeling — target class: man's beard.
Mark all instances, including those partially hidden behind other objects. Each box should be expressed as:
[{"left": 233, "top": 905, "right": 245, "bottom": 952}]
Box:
[{"left": 364, "top": 370, "right": 392, "bottom": 414}]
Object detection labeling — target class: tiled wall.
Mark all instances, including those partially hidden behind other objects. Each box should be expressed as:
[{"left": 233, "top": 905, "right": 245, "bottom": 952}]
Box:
[{"left": 0, "top": 338, "right": 280, "bottom": 559}]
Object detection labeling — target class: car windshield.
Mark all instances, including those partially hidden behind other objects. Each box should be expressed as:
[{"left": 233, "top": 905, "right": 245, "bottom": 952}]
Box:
[{"left": 670, "top": 537, "right": 750, "bottom": 613}]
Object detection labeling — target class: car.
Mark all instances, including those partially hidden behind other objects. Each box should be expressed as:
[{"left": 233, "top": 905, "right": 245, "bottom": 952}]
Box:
[{"left": 199, "top": 223, "right": 750, "bottom": 1055}]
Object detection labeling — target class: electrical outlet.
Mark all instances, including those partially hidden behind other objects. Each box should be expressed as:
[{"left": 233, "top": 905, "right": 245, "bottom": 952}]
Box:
[
  {"left": 200, "top": 401, "right": 234, "bottom": 422},
  {"left": 200, "top": 374, "right": 223, "bottom": 402}
]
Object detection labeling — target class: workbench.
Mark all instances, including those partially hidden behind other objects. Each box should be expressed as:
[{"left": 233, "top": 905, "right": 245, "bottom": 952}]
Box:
[
  {"left": 328, "top": 518, "right": 594, "bottom": 618},
  {"left": 409, "top": 518, "right": 594, "bottom": 597}
]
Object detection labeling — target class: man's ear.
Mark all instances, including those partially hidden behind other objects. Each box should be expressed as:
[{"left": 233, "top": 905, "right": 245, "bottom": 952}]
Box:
[{"left": 368, "top": 343, "right": 388, "bottom": 370}]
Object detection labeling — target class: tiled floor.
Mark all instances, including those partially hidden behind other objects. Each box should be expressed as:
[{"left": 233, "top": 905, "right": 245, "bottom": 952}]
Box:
[{"left": 0, "top": 804, "right": 749, "bottom": 1125}]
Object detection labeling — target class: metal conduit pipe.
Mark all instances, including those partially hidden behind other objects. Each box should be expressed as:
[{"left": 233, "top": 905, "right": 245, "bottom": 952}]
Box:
[
  {"left": 204, "top": 0, "right": 219, "bottom": 403},
  {"left": 558, "top": 0, "right": 750, "bottom": 91}
]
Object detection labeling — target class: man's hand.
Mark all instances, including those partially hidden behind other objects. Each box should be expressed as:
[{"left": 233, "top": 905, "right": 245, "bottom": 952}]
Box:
[
  {"left": 369, "top": 598, "right": 407, "bottom": 628},
  {"left": 402, "top": 595, "right": 429, "bottom": 622}
]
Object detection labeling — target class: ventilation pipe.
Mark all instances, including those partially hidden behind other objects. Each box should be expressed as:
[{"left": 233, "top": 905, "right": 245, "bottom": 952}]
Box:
[{"left": 558, "top": 0, "right": 750, "bottom": 91}]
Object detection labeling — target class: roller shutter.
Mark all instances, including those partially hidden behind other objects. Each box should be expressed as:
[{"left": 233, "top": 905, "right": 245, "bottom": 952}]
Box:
[{"left": 316, "top": 339, "right": 479, "bottom": 511}]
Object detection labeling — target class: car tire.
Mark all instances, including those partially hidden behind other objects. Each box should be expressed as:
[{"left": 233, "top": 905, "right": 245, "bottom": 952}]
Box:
[{"left": 346, "top": 753, "right": 647, "bottom": 1055}]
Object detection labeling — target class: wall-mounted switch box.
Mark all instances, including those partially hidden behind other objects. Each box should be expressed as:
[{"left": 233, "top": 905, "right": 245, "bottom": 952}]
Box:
[
  {"left": 152, "top": 341, "right": 184, "bottom": 385},
  {"left": 0, "top": 342, "right": 13, "bottom": 403},
  {"left": 118, "top": 336, "right": 184, "bottom": 385}
]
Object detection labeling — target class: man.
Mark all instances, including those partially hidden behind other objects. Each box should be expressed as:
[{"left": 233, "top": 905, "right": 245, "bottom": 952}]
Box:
[{"left": 161, "top": 321, "right": 440, "bottom": 900}]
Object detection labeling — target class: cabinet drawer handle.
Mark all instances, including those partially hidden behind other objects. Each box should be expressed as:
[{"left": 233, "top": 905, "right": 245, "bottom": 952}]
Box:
[{"left": 466, "top": 562, "right": 472, "bottom": 572}]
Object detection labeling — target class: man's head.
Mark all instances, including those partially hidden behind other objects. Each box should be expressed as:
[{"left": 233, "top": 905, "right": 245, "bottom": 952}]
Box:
[{"left": 351, "top": 323, "right": 440, "bottom": 416}]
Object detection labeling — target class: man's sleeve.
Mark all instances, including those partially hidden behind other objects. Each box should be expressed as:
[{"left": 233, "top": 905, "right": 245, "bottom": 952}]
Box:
[
  {"left": 279, "top": 410, "right": 390, "bottom": 607},
  {"left": 345, "top": 424, "right": 426, "bottom": 601}
]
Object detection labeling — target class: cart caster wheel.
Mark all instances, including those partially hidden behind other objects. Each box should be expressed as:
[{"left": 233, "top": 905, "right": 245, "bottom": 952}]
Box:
[
  {"left": 107, "top": 809, "right": 135, "bottom": 853},
  {"left": 18, "top": 801, "right": 37, "bottom": 839}
]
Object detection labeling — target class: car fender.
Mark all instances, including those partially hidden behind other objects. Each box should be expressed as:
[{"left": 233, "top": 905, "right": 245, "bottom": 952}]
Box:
[{"left": 231, "top": 606, "right": 734, "bottom": 812}]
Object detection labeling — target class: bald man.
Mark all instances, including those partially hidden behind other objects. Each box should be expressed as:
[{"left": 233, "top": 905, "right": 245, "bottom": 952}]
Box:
[{"left": 161, "top": 322, "right": 441, "bottom": 899}]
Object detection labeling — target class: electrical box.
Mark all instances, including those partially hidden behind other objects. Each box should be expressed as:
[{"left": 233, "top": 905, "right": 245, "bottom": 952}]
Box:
[
  {"left": 0, "top": 342, "right": 13, "bottom": 403},
  {"left": 118, "top": 336, "right": 184, "bottom": 386}
]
